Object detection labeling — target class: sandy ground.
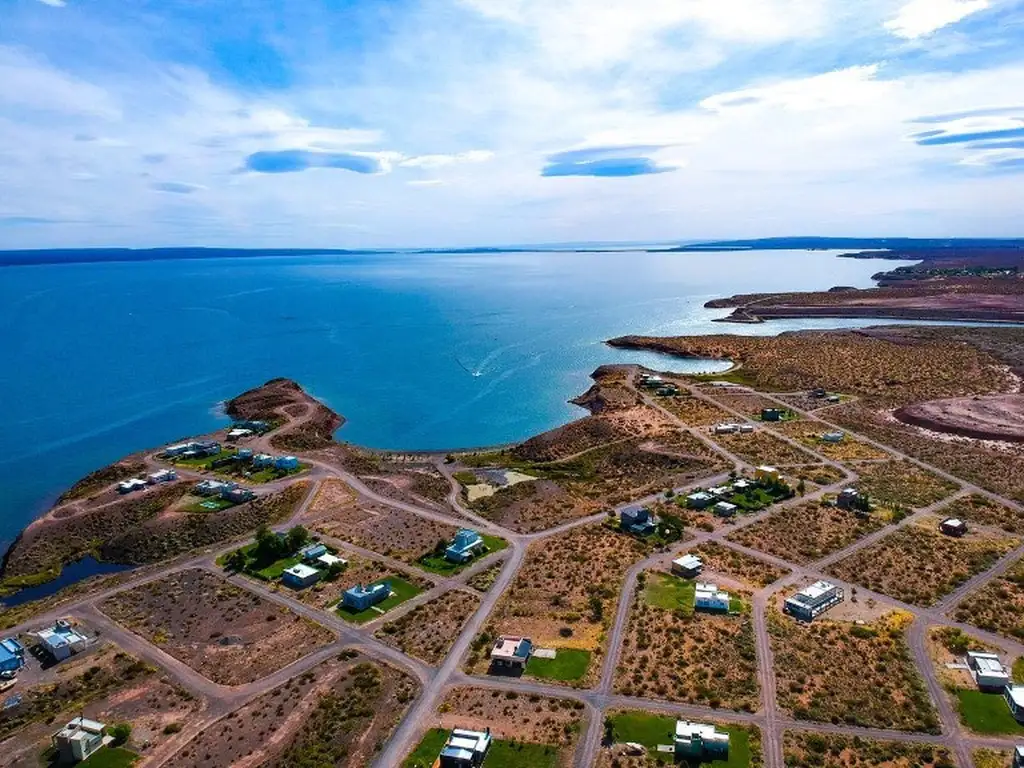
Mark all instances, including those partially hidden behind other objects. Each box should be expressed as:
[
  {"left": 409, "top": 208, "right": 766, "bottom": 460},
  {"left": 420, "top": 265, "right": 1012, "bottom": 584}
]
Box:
[{"left": 896, "top": 394, "right": 1024, "bottom": 442}]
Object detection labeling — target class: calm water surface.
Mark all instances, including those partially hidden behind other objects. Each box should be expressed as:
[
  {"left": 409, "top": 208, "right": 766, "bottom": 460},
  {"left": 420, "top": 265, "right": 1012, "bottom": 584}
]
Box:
[{"left": 0, "top": 249, "right": 918, "bottom": 548}]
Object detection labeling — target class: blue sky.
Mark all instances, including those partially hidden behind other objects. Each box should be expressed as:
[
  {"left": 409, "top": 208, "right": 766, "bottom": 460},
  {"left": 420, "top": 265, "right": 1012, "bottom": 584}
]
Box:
[{"left": 1, "top": 0, "right": 1023, "bottom": 247}]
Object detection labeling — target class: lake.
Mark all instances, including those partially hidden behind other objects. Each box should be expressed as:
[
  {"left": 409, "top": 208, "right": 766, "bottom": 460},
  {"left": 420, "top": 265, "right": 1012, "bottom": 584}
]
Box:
[{"left": 0, "top": 248, "right": 917, "bottom": 549}]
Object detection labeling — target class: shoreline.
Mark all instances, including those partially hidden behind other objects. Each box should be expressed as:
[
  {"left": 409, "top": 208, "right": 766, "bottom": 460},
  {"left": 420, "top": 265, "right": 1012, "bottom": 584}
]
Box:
[{"left": 712, "top": 307, "right": 1024, "bottom": 325}]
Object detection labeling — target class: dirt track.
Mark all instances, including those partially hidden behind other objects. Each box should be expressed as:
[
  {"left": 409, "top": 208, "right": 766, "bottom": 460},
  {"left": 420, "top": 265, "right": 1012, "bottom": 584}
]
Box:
[{"left": 895, "top": 394, "right": 1024, "bottom": 442}]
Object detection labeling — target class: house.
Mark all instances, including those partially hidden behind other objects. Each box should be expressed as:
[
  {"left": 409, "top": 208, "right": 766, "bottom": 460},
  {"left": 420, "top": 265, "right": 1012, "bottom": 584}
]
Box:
[
  {"left": 316, "top": 553, "right": 347, "bottom": 569},
  {"left": 1006, "top": 684, "right": 1024, "bottom": 723},
  {"left": 147, "top": 469, "right": 177, "bottom": 484},
  {"left": 738, "top": 424, "right": 755, "bottom": 434},
  {"left": 275, "top": 455, "right": 299, "bottom": 471},
  {"left": 732, "top": 478, "right": 753, "bottom": 492},
  {"left": 708, "top": 485, "right": 731, "bottom": 499},
  {"left": 713, "top": 501, "right": 738, "bottom": 518},
  {"left": 226, "top": 428, "right": 252, "bottom": 441},
  {"left": 300, "top": 543, "right": 329, "bottom": 562},
  {"left": 672, "top": 554, "right": 704, "bottom": 578},
  {"left": 445, "top": 529, "right": 486, "bottom": 563},
  {"left": 639, "top": 375, "right": 664, "bottom": 389},
  {"left": 686, "top": 491, "right": 715, "bottom": 510},
  {"left": 827, "top": 395, "right": 841, "bottom": 403},
  {"left": 761, "top": 408, "right": 785, "bottom": 422},
  {"left": 342, "top": 581, "right": 391, "bottom": 612},
  {"left": 620, "top": 506, "right": 658, "bottom": 535},
  {"left": 162, "top": 443, "right": 191, "bottom": 457},
  {"left": 675, "top": 720, "right": 730, "bottom": 761},
  {"left": 811, "top": 388, "right": 827, "bottom": 398},
  {"left": 0, "top": 638, "right": 25, "bottom": 673},
  {"left": 836, "top": 488, "right": 863, "bottom": 512},
  {"left": 117, "top": 478, "right": 147, "bottom": 494},
  {"left": 694, "top": 582, "right": 731, "bottom": 612},
  {"left": 784, "top": 581, "right": 844, "bottom": 621},
  {"left": 235, "top": 448, "right": 254, "bottom": 460},
  {"left": 195, "top": 479, "right": 234, "bottom": 496},
  {"left": 821, "top": 431, "right": 846, "bottom": 443},
  {"left": 968, "top": 651, "right": 1010, "bottom": 690},
  {"left": 941, "top": 518, "right": 968, "bottom": 537},
  {"left": 489, "top": 635, "right": 532, "bottom": 671},
  {"left": 252, "top": 453, "right": 275, "bottom": 468},
  {"left": 755, "top": 466, "right": 780, "bottom": 482},
  {"left": 713, "top": 423, "right": 739, "bottom": 435},
  {"left": 37, "top": 620, "right": 89, "bottom": 661},
  {"left": 52, "top": 717, "right": 107, "bottom": 763},
  {"left": 1013, "top": 745, "right": 1024, "bottom": 768},
  {"left": 655, "top": 386, "right": 679, "bottom": 397},
  {"left": 234, "top": 420, "right": 269, "bottom": 433},
  {"left": 282, "top": 563, "right": 321, "bottom": 589},
  {"left": 221, "top": 486, "right": 253, "bottom": 504},
  {"left": 439, "top": 727, "right": 492, "bottom": 768}
]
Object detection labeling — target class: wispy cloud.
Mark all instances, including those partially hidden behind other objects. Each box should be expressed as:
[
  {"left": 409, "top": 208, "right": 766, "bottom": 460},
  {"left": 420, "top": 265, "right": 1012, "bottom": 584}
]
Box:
[
  {"left": 542, "top": 145, "right": 678, "bottom": 177},
  {"left": 34, "top": 0, "right": 66, "bottom": 7},
  {"left": 885, "top": 0, "right": 990, "bottom": 39},
  {"left": 244, "top": 149, "right": 390, "bottom": 175},
  {"left": 151, "top": 181, "right": 206, "bottom": 194}
]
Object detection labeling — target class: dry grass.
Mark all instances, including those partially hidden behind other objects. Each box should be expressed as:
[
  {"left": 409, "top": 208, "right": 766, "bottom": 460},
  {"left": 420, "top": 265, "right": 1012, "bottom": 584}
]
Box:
[
  {"left": 375, "top": 590, "right": 480, "bottom": 664},
  {"left": 952, "top": 555, "right": 1024, "bottom": 641},
  {"left": 846, "top": 460, "right": 960, "bottom": 509},
  {"left": 940, "top": 494, "right": 1024, "bottom": 535},
  {"left": 774, "top": 420, "right": 890, "bottom": 462},
  {"left": 727, "top": 501, "right": 886, "bottom": 565},
  {"left": 658, "top": 395, "right": 735, "bottom": 426},
  {"left": 786, "top": 464, "right": 850, "bottom": 488},
  {"left": 710, "top": 430, "right": 821, "bottom": 466},
  {"left": 770, "top": 610, "right": 940, "bottom": 733},
  {"left": 827, "top": 521, "right": 1017, "bottom": 607},
  {"left": 782, "top": 731, "right": 956, "bottom": 768},
  {"left": 690, "top": 541, "right": 791, "bottom": 588},
  {"left": 710, "top": 392, "right": 796, "bottom": 419},
  {"left": 435, "top": 687, "right": 584, "bottom": 751}
]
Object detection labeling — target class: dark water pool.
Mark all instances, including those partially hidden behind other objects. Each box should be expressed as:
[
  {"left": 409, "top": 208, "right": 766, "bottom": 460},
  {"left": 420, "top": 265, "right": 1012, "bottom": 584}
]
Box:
[{"left": 0, "top": 556, "right": 133, "bottom": 608}]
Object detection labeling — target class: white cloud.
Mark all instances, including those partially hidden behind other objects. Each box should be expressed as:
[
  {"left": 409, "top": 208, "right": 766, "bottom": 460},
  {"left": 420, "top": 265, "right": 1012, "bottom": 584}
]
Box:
[
  {"left": 400, "top": 150, "right": 494, "bottom": 168},
  {"left": 0, "top": 47, "right": 119, "bottom": 119},
  {"left": 701, "top": 65, "right": 888, "bottom": 112},
  {"left": 885, "top": 0, "right": 990, "bottom": 39},
  {"left": 35, "top": 0, "right": 67, "bottom": 7}
]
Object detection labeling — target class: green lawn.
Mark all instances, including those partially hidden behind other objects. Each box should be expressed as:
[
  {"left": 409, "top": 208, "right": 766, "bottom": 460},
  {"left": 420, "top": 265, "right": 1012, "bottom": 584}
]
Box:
[
  {"left": 80, "top": 747, "right": 139, "bottom": 767},
  {"left": 169, "top": 450, "right": 235, "bottom": 468},
  {"left": 255, "top": 555, "right": 303, "bottom": 581},
  {"left": 1014, "top": 657, "right": 1024, "bottom": 684},
  {"left": 956, "top": 690, "right": 1024, "bottom": 735},
  {"left": 525, "top": 648, "right": 591, "bottom": 682},
  {"left": 609, "top": 711, "right": 751, "bottom": 766},
  {"left": 402, "top": 729, "right": 559, "bottom": 768},
  {"left": 643, "top": 572, "right": 696, "bottom": 614},
  {"left": 416, "top": 534, "right": 509, "bottom": 575},
  {"left": 247, "top": 464, "right": 310, "bottom": 484},
  {"left": 184, "top": 496, "right": 235, "bottom": 513},
  {"left": 337, "top": 576, "right": 422, "bottom": 624}
]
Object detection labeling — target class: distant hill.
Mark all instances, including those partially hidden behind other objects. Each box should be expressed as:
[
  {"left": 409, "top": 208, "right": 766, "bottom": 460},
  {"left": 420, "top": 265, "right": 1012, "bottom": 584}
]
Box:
[{"left": 658, "top": 237, "right": 1024, "bottom": 253}]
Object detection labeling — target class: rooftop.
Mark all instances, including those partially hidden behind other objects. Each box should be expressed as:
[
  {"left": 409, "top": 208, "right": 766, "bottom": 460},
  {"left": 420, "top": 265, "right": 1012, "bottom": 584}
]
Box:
[
  {"left": 491, "top": 635, "right": 532, "bottom": 661},
  {"left": 57, "top": 717, "right": 105, "bottom": 737},
  {"left": 284, "top": 563, "right": 319, "bottom": 579},
  {"left": 792, "top": 580, "right": 838, "bottom": 602},
  {"left": 674, "top": 554, "right": 703, "bottom": 570},
  {"left": 1007, "top": 684, "right": 1024, "bottom": 708}
]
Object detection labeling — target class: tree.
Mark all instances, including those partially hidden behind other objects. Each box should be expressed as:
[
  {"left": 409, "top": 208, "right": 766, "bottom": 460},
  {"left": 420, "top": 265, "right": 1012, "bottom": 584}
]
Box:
[
  {"left": 225, "top": 548, "right": 248, "bottom": 573},
  {"left": 286, "top": 525, "right": 310, "bottom": 553},
  {"left": 797, "top": 478, "right": 806, "bottom": 497},
  {"left": 325, "top": 561, "right": 346, "bottom": 581},
  {"left": 108, "top": 723, "right": 132, "bottom": 746},
  {"left": 603, "top": 716, "right": 616, "bottom": 745}
]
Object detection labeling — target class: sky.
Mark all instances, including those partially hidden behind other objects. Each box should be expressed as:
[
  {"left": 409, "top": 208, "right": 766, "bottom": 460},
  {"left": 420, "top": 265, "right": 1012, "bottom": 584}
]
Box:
[{"left": 1, "top": 0, "right": 1023, "bottom": 248}]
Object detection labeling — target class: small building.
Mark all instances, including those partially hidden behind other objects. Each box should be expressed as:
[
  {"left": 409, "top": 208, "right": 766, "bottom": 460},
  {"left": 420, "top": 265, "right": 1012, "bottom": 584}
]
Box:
[
  {"left": 148, "top": 469, "right": 177, "bottom": 484},
  {"left": 620, "top": 506, "right": 658, "bottom": 535},
  {"left": 941, "top": 518, "right": 968, "bottom": 537},
  {"left": 194, "top": 479, "right": 233, "bottom": 496},
  {"left": 713, "top": 423, "right": 739, "bottom": 435},
  {"left": 784, "top": 580, "right": 844, "bottom": 621},
  {"left": 489, "top": 635, "right": 532, "bottom": 671},
  {"left": 37, "top": 620, "right": 89, "bottom": 661},
  {"left": 968, "top": 651, "right": 1010, "bottom": 690},
  {"left": 52, "top": 717, "right": 106, "bottom": 763},
  {"left": 655, "top": 385, "right": 679, "bottom": 397},
  {"left": 300, "top": 543, "right": 329, "bottom": 562},
  {"left": 732, "top": 478, "right": 753, "bottom": 492},
  {"left": 672, "top": 554, "right": 703, "bottom": 578},
  {"left": 117, "top": 478, "right": 147, "bottom": 494},
  {"left": 0, "top": 638, "right": 25, "bottom": 673},
  {"left": 445, "top": 529, "right": 486, "bottom": 563},
  {"left": 226, "top": 428, "right": 252, "bottom": 441},
  {"left": 675, "top": 720, "right": 730, "bottom": 761},
  {"left": 1006, "top": 684, "right": 1024, "bottom": 723},
  {"left": 708, "top": 485, "right": 731, "bottom": 499},
  {"left": 162, "top": 443, "right": 191, "bottom": 457},
  {"left": 755, "top": 466, "right": 780, "bottom": 482},
  {"left": 836, "top": 488, "right": 863, "bottom": 512},
  {"left": 1013, "top": 745, "right": 1024, "bottom": 768},
  {"left": 694, "top": 582, "right": 731, "bottom": 612},
  {"left": 821, "top": 431, "right": 846, "bottom": 443},
  {"left": 252, "top": 453, "right": 275, "bottom": 468},
  {"left": 187, "top": 440, "right": 221, "bottom": 456},
  {"left": 811, "top": 388, "right": 827, "bottom": 398},
  {"left": 316, "top": 553, "right": 347, "bottom": 569},
  {"left": 275, "top": 455, "right": 299, "bottom": 471},
  {"left": 713, "top": 501, "right": 738, "bottom": 518},
  {"left": 234, "top": 419, "right": 270, "bottom": 433},
  {"left": 738, "top": 424, "right": 755, "bottom": 434},
  {"left": 221, "top": 486, "right": 254, "bottom": 504},
  {"left": 342, "top": 581, "right": 391, "bottom": 612},
  {"left": 282, "top": 563, "right": 321, "bottom": 589},
  {"left": 686, "top": 491, "right": 715, "bottom": 510},
  {"left": 439, "top": 727, "right": 492, "bottom": 768},
  {"left": 761, "top": 408, "right": 785, "bottom": 422},
  {"left": 236, "top": 448, "right": 254, "bottom": 460},
  {"left": 827, "top": 394, "right": 841, "bottom": 403}
]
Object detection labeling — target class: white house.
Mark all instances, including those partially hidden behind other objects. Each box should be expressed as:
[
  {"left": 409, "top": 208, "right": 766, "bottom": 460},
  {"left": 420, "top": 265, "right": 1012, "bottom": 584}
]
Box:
[
  {"left": 713, "top": 501, "right": 738, "bottom": 518},
  {"left": 1006, "top": 684, "right": 1024, "bottom": 723},
  {"left": 675, "top": 720, "right": 729, "bottom": 761},
  {"left": 52, "top": 717, "right": 106, "bottom": 763},
  {"left": 282, "top": 563, "right": 321, "bottom": 589},
  {"left": 37, "top": 620, "right": 89, "bottom": 661},
  {"left": 147, "top": 469, "right": 177, "bottom": 484},
  {"left": 713, "top": 423, "right": 739, "bottom": 435},
  {"left": 672, "top": 554, "right": 703, "bottom": 578},
  {"left": 694, "top": 582, "right": 731, "bottom": 613},
  {"left": 968, "top": 651, "right": 1010, "bottom": 690},
  {"left": 1013, "top": 745, "right": 1024, "bottom": 768},
  {"left": 784, "top": 581, "right": 844, "bottom": 622},
  {"left": 117, "top": 478, "right": 147, "bottom": 494},
  {"left": 755, "top": 466, "right": 780, "bottom": 482},
  {"left": 439, "top": 727, "right": 492, "bottom": 768},
  {"left": 316, "top": 553, "right": 347, "bottom": 569}
]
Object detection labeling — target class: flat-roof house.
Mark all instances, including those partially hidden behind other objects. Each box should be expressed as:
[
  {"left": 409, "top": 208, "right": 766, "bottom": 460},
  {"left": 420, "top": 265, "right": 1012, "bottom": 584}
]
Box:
[
  {"left": 234, "top": 419, "right": 269, "bottom": 433},
  {"left": 811, "top": 388, "right": 827, "bottom": 398},
  {"left": 236, "top": 448, "right": 254, "bottom": 460},
  {"left": 672, "top": 554, "right": 703, "bottom": 578},
  {"left": 941, "top": 518, "right": 968, "bottom": 537},
  {"left": 620, "top": 506, "right": 658, "bottom": 535},
  {"left": 1013, "top": 745, "right": 1024, "bottom": 768},
  {"left": 342, "top": 581, "right": 391, "bottom": 612},
  {"left": 282, "top": 563, "right": 321, "bottom": 589},
  {"left": 117, "top": 478, "right": 147, "bottom": 494},
  {"left": 316, "top": 553, "right": 347, "bottom": 569},
  {"left": 732, "top": 478, "right": 753, "bottom": 492},
  {"left": 1006, "top": 684, "right": 1024, "bottom": 723},
  {"left": 713, "top": 501, "right": 738, "bottom": 518},
  {"left": 784, "top": 581, "right": 844, "bottom": 621},
  {"left": 226, "top": 428, "right": 252, "bottom": 441},
  {"left": 687, "top": 491, "right": 715, "bottom": 510},
  {"left": 37, "top": 620, "right": 89, "bottom": 661},
  {"left": 713, "top": 423, "right": 739, "bottom": 435},
  {"left": 836, "top": 488, "right": 863, "bottom": 511},
  {"left": 490, "top": 635, "right": 532, "bottom": 671},
  {"left": 275, "top": 455, "right": 299, "bottom": 470},
  {"left": 694, "top": 582, "right": 731, "bottom": 613},
  {"left": 223, "top": 487, "right": 255, "bottom": 504},
  {"left": 252, "top": 453, "right": 275, "bottom": 468},
  {"left": 738, "top": 424, "right": 755, "bottom": 434},
  {"left": 761, "top": 408, "right": 785, "bottom": 422},
  {"left": 300, "top": 542, "right": 329, "bottom": 562},
  {"left": 822, "top": 431, "right": 846, "bottom": 443},
  {"left": 968, "top": 651, "right": 1010, "bottom": 690},
  {"left": 827, "top": 394, "right": 841, "bottom": 403},
  {"left": 163, "top": 443, "right": 191, "bottom": 457},
  {"left": 675, "top": 720, "right": 730, "bottom": 761},
  {"left": 708, "top": 486, "right": 731, "bottom": 498},
  {"left": 0, "top": 638, "right": 25, "bottom": 673},
  {"left": 755, "top": 466, "right": 780, "bottom": 482},
  {"left": 52, "top": 717, "right": 106, "bottom": 763},
  {"left": 439, "top": 727, "right": 492, "bottom": 768},
  {"left": 147, "top": 469, "right": 177, "bottom": 484},
  {"left": 445, "top": 529, "right": 486, "bottom": 563},
  {"left": 194, "top": 479, "right": 233, "bottom": 496}
]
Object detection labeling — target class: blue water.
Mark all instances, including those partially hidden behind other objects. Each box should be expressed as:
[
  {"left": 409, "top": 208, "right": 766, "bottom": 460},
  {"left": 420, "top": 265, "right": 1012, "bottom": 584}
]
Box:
[
  {"left": 0, "top": 556, "right": 132, "bottom": 607},
  {"left": 0, "top": 248, "right": 922, "bottom": 550}
]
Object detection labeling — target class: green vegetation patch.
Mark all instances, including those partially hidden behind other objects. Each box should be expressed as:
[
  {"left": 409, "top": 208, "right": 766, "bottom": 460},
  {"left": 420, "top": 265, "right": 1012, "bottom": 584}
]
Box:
[
  {"left": 608, "top": 711, "right": 752, "bottom": 766},
  {"left": 183, "top": 495, "right": 235, "bottom": 514},
  {"left": 336, "top": 576, "right": 422, "bottom": 624},
  {"left": 415, "top": 534, "right": 508, "bottom": 575},
  {"left": 526, "top": 648, "right": 592, "bottom": 682},
  {"left": 956, "top": 690, "right": 1024, "bottom": 735},
  {"left": 643, "top": 571, "right": 695, "bottom": 614},
  {"left": 403, "top": 729, "right": 560, "bottom": 768},
  {"left": 80, "top": 747, "right": 139, "bottom": 767},
  {"left": 404, "top": 728, "right": 448, "bottom": 768},
  {"left": 1014, "top": 656, "right": 1024, "bottom": 683}
]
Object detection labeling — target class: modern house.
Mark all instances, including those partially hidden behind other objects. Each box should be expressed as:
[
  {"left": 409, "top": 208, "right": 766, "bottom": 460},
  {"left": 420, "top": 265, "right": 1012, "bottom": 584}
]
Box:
[
  {"left": 1006, "top": 684, "right": 1024, "bottom": 723},
  {"left": 675, "top": 720, "right": 730, "bottom": 761},
  {"left": 836, "top": 488, "right": 864, "bottom": 512},
  {"left": 147, "top": 469, "right": 177, "bottom": 484},
  {"left": 117, "top": 478, "right": 147, "bottom": 494},
  {"left": 282, "top": 563, "right": 321, "bottom": 589},
  {"left": 686, "top": 491, "right": 715, "bottom": 510},
  {"left": 968, "top": 652, "right": 1010, "bottom": 690},
  {"left": 760, "top": 408, "right": 785, "bottom": 422},
  {"left": 0, "top": 638, "right": 25, "bottom": 673},
  {"left": 708, "top": 486, "right": 731, "bottom": 499},
  {"left": 1013, "top": 745, "right": 1024, "bottom": 768},
  {"left": 226, "top": 428, "right": 252, "bottom": 441},
  {"left": 162, "top": 443, "right": 191, "bottom": 458},
  {"left": 234, "top": 420, "right": 270, "bottom": 433},
  {"left": 672, "top": 554, "right": 704, "bottom": 578},
  {"left": 439, "top": 727, "right": 492, "bottom": 768},
  {"left": 37, "top": 620, "right": 89, "bottom": 661},
  {"left": 713, "top": 501, "right": 738, "bottom": 518},
  {"left": 490, "top": 635, "right": 532, "bottom": 671},
  {"left": 52, "top": 717, "right": 107, "bottom": 763},
  {"left": 732, "top": 478, "right": 753, "bottom": 492},
  {"left": 784, "top": 581, "right": 844, "bottom": 621},
  {"left": 235, "top": 448, "right": 254, "bottom": 460},
  {"left": 275, "top": 455, "right": 299, "bottom": 470},
  {"left": 738, "top": 424, "right": 755, "bottom": 434},
  {"left": 179, "top": 440, "right": 220, "bottom": 459},
  {"left": 821, "top": 431, "right": 846, "bottom": 443},
  {"left": 342, "top": 581, "right": 391, "bottom": 611},
  {"left": 222, "top": 486, "right": 254, "bottom": 504},
  {"left": 316, "top": 553, "right": 347, "bottom": 569},
  {"left": 300, "top": 543, "right": 329, "bottom": 562},
  {"left": 713, "top": 423, "right": 739, "bottom": 435},
  {"left": 941, "top": 518, "right": 968, "bottom": 537},
  {"left": 694, "top": 582, "right": 731, "bottom": 612},
  {"left": 445, "top": 529, "right": 486, "bottom": 563},
  {"left": 755, "top": 466, "right": 780, "bottom": 482},
  {"left": 620, "top": 506, "right": 658, "bottom": 535},
  {"left": 194, "top": 479, "right": 234, "bottom": 496},
  {"left": 252, "top": 453, "right": 275, "bottom": 468}
]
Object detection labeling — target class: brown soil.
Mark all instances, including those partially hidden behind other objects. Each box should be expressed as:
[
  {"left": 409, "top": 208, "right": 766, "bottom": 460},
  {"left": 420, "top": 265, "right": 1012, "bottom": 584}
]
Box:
[
  {"left": 226, "top": 377, "right": 344, "bottom": 451},
  {"left": 782, "top": 731, "right": 955, "bottom": 768},
  {"left": 99, "top": 569, "right": 334, "bottom": 685},
  {"left": 690, "top": 541, "right": 791, "bottom": 588},
  {"left": 375, "top": 590, "right": 480, "bottom": 664},
  {"left": 896, "top": 393, "right": 1024, "bottom": 442}
]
